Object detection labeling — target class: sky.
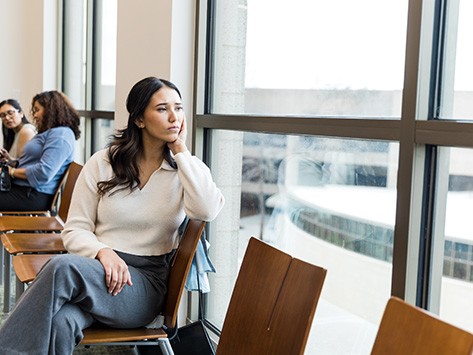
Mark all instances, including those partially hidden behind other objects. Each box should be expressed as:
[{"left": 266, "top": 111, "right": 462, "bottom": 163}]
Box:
[{"left": 245, "top": 0, "right": 472, "bottom": 91}]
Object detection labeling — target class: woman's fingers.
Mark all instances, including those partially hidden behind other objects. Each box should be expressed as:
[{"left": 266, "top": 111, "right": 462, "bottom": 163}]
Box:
[
  {"left": 109, "top": 267, "right": 130, "bottom": 296},
  {"left": 97, "top": 248, "right": 132, "bottom": 296}
]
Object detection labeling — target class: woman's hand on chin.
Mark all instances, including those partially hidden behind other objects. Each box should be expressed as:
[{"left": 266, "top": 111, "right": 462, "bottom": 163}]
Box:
[{"left": 168, "top": 118, "right": 188, "bottom": 155}]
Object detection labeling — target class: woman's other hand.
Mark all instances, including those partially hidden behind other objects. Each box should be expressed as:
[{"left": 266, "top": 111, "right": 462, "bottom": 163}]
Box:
[
  {"left": 96, "top": 248, "right": 133, "bottom": 296},
  {"left": 0, "top": 148, "right": 12, "bottom": 163}
]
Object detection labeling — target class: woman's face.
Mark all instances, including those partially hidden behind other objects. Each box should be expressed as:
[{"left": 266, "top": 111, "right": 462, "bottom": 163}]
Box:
[
  {"left": 0, "top": 104, "right": 23, "bottom": 131},
  {"left": 137, "top": 86, "right": 185, "bottom": 144},
  {"left": 32, "top": 101, "right": 45, "bottom": 129}
]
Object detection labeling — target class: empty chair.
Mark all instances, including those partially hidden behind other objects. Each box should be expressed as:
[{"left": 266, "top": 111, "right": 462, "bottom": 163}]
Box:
[
  {"left": 371, "top": 296, "right": 473, "bottom": 355},
  {"left": 3, "top": 231, "right": 65, "bottom": 301},
  {"left": 216, "top": 237, "right": 327, "bottom": 355},
  {"left": 0, "top": 162, "right": 74, "bottom": 286}
]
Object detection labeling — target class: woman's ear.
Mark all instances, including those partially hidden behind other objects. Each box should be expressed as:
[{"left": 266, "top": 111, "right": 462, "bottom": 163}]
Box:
[{"left": 135, "top": 118, "right": 144, "bottom": 128}]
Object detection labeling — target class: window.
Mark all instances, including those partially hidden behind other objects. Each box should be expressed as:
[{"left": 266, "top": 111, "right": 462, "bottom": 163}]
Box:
[
  {"left": 206, "top": 131, "right": 398, "bottom": 353},
  {"left": 433, "top": 147, "right": 473, "bottom": 332},
  {"left": 194, "top": 0, "right": 473, "bottom": 353},
  {"left": 211, "top": 0, "right": 408, "bottom": 118},
  {"left": 438, "top": 1, "right": 473, "bottom": 120},
  {"left": 61, "top": 0, "right": 116, "bottom": 160}
]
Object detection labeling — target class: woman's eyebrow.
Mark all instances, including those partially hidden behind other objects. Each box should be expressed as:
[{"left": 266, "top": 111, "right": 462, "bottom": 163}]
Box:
[{"left": 155, "top": 101, "right": 182, "bottom": 108}]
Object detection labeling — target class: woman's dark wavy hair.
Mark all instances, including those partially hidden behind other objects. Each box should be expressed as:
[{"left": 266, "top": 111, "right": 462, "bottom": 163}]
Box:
[
  {"left": 1, "top": 99, "right": 31, "bottom": 151},
  {"left": 31, "top": 91, "right": 81, "bottom": 139},
  {"left": 97, "top": 77, "right": 181, "bottom": 196}
]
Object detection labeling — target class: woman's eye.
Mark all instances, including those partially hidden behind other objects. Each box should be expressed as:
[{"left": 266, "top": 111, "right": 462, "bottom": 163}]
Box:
[{"left": 157, "top": 108, "right": 166, "bottom": 112}]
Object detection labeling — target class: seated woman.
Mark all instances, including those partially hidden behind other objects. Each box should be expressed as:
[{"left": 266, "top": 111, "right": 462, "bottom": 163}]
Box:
[
  {"left": 0, "top": 91, "right": 81, "bottom": 211},
  {"left": 0, "top": 99, "right": 37, "bottom": 162},
  {"left": 0, "top": 77, "right": 225, "bottom": 354}
]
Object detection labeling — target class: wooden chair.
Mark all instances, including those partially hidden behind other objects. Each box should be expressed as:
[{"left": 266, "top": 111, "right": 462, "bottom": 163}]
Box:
[
  {"left": 0, "top": 161, "right": 83, "bottom": 233},
  {"left": 216, "top": 237, "right": 327, "bottom": 355},
  {"left": 2, "top": 232, "right": 65, "bottom": 301},
  {"left": 0, "top": 163, "right": 75, "bottom": 286},
  {"left": 0, "top": 162, "right": 72, "bottom": 217},
  {"left": 371, "top": 296, "right": 473, "bottom": 355},
  {"left": 12, "top": 219, "right": 206, "bottom": 355},
  {"left": 0, "top": 162, "right": 83, "bottom": 312}
]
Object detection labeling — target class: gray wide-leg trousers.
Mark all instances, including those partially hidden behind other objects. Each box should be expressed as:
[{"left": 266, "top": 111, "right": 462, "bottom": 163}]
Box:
[{"left": 0, "top": 252, "right": 168, "bottom": 355}]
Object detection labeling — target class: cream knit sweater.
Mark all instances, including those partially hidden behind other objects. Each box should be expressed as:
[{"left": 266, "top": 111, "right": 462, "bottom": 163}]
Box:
[{"left": 61, "top": 149, "right": 225, "bottom": 258}]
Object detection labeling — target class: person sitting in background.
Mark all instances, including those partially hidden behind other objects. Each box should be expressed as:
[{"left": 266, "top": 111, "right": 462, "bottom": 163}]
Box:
[
  {"left": 0, "top": 99, "right": 37, "bottom": 162},
  {"left": 0, "top": 91, "right": 81, "bottom": 211},
  {"left": 0, "top": 76, "right": 225, "bottom": 354}
]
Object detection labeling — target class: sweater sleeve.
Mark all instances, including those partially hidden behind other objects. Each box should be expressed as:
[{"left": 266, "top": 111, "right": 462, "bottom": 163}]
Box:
[
  {"left": 174, "top": 151, "right": 225, "bottom": 221},
  {"left": 61, "top": 152, "right": 110, "bottom": 258}
]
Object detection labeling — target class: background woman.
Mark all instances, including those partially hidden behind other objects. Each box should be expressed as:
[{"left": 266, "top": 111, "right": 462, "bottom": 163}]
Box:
[
  {"left": 0, "top": 91, "right": 81, "bottom": 211},
  {"left": 0, "top": 77, "right": 225, "bottom": 354},
  {"left": 0, "top": 99, "right": 36, "bottom": 161}
]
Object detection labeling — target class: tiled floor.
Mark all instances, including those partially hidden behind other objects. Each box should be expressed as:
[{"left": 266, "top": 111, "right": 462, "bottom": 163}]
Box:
[{"left": 0, "top": 282, "right": 139, "bottom": 354}]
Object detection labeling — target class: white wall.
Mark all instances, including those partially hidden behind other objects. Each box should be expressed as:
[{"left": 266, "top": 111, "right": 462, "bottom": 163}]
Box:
[
  {"left": 115, "top": 0, "right": 195, "bottom": 131},
  {"left": 0, "top": 0, "right": 195, "bottom": 134},
  {"left": 0, "top": 0, "right": 55, "bottom": 111}
]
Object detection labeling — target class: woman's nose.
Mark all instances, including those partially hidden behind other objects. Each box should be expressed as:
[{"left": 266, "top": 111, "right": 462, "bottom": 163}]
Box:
[{"left": 169, "top": 110, "right": 178, "bottom": 122}]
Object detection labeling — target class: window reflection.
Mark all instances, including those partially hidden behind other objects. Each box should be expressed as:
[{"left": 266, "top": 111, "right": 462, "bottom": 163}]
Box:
[
  {"left": 438, "top": 147, "right": 473, "bottom": 332},
  {"left": 207, "top": 130, "right": 398, "bottom": 353},
  {"left": 92, "top": 119, "right": 115, "bottom": 153}
]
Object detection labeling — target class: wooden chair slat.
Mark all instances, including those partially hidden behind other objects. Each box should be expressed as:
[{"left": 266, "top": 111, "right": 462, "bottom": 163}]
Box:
[
  {"left": 371, "top": 297, "right": 473, "bottom": 355},
  {"left": 2, "top": 233, "right": 65, "bottom": 254}
]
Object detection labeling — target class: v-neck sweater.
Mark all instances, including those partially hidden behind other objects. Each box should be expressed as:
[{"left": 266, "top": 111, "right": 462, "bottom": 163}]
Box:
[{"left": 61, "top": 148, "right": 225, "bottom": 258}]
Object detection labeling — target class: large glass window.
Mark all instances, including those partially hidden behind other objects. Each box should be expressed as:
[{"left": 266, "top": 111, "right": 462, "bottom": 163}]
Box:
[
  {"left": 196, "top": 0, "right": 473, "bottom": 354},
  {"left": 207, "top": 130, "right": 399, "bottom": 353},
  {"left": 211, "top": 0, "right": 409, "bottom": 117},
  {"left": 62, "top": 0, "right": 87, "bottom": 110},
  {"left": 94, "top": 0, "right": 117, "bottom": 111},
  {"left": 62, "top": 0, "right": 116, "bottom": 160}
]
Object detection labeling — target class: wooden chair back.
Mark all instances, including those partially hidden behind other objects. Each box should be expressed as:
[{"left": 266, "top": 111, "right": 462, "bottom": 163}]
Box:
[
  {"left": 0, "top": 161, "right": 79, "bottom": 217},
  {"left": 216, "top": 237, "right": 327, "bottom": 355},
  {"left": 371, "top": 296, "right": 473, "bottom": 355},
  {"left": 0, "top": 162, "right": 83, "bottom": 233},
  {"left": 56, "top": 161, "right": 83, "bottom": 222},
  {"left": 80, "top": 219, "right": 206, "bottom": 345},
  {"left": 48, "top": 164, "right": 71, "bottom": 215},
  {"left": 163, "top": 219, "right": 206, "bottom": 328}
]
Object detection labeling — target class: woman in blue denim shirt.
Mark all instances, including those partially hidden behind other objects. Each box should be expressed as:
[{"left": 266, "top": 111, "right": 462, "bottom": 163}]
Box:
[{"left": 0, "top": 90, "right": 81, "bottom": 211}]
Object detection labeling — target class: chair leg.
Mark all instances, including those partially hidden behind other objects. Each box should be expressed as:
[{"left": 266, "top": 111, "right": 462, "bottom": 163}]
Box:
[
  {"left": 0, "top": 246, "right": 3, "bottom": 285},
  {"left": 3, "top": 250, "right": 11, "bottom": 313},
  {"left": 158, "top": 338, "right": 175, "bottom": 355},
  {"left": 15, "top": 275, "right": 24, "bottom": 301}
]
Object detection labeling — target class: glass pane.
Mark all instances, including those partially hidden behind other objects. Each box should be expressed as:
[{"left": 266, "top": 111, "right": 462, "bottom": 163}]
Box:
[
  {"left": 94, "top": 0, "right": 117, "bottom": 111},
  {"left": 437, "top": 147, "right": 473, "bottom": 332},
  {"left": 207, "top": 130, "right": 399, "bottom": 353},
  {"left": 439, "top": 1, "right": 473, "bottom": 119},
  {"left": 63, "top": 0, "right": 87, "bottom": 110},
  {"left": 212, "top": 0, "right": 408, "bottom": 117},
  {"left": 92, "top": 119, "right": 114, "bottom": 153}
]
